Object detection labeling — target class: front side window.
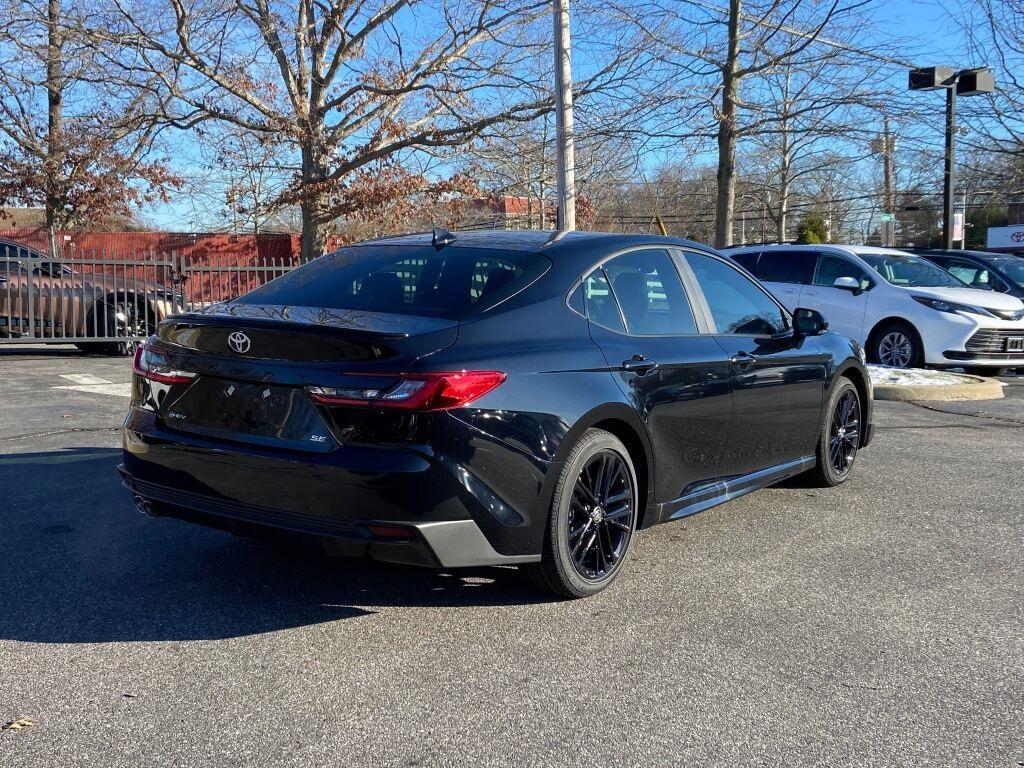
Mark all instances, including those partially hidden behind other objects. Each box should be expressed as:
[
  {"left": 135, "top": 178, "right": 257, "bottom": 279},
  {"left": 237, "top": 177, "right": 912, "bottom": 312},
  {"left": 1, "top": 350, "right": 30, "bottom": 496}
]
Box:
[
  {"left": 857, "top": 252, "right": 966, "bottom": 288},
  {"left": 757, "top": 250, "right": 815, "bottom": 284},
  {"left": 684, "top": 252, "right": 788, "bottom": 336},
  {"left": 814, "top": 254, "right": 872, "bottom": 290},
  {"left": 601, "top": 249, "right": 697, "bottom": 335}
]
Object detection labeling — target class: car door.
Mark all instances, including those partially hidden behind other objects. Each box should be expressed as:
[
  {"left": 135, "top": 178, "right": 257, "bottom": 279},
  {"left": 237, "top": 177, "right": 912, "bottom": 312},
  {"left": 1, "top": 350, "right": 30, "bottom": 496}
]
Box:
[
  {"left": 581, "top": 248, "right": 734, "bottom": 507},
  {"left": 681, "top": 250, "right": 828, "bottom": 479},
  {"left": 749, "top": 250, "right": 815, "bottom": 311},
  {"left": 800, "top": 252, "right": 873, "bottom": 344}
]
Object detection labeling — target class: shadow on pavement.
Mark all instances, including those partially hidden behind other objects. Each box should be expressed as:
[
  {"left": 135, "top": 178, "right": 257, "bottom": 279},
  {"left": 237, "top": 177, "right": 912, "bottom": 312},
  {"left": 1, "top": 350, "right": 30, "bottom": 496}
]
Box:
[{"left": 0, "top": 447, "right": 551, "bottom": 644}]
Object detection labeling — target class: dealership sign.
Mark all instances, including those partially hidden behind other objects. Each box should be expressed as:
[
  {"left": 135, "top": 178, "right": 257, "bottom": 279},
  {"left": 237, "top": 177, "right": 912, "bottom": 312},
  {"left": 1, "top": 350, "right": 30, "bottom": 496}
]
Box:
[{"left": 986, "top": 225, "right": 1024, "bottom": 250}]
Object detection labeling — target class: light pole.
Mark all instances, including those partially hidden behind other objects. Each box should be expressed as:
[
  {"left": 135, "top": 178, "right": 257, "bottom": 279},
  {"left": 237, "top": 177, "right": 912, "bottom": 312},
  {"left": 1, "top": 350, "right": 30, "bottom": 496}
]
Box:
[
  {"left": 553, "top": 0, "right": 575, "bottom": 231},
  {"left": 908, "top": 66, "right": 995, "bottom": 249}
]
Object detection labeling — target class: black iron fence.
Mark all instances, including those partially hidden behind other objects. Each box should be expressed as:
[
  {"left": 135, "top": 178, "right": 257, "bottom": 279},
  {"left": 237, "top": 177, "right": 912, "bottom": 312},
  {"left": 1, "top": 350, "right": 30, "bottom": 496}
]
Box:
[{"left": 0, "top": 241, "right": 304, "bottom": 347}]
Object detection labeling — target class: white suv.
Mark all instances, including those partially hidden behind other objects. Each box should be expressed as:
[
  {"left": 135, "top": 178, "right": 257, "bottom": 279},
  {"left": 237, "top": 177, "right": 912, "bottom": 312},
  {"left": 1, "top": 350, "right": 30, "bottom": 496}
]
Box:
[{"left": 727, "top": 244, "right": 1024, "bottom": 374}]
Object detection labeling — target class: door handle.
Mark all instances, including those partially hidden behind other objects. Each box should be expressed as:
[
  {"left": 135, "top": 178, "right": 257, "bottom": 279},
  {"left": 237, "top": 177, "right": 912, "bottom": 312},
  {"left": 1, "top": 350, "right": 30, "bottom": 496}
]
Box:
[
  {"left": 622, "top": 355, "right": 659, "bottom": 374},
  {"left": 730, "top": 352, "right": 757, "bottom": 371}
]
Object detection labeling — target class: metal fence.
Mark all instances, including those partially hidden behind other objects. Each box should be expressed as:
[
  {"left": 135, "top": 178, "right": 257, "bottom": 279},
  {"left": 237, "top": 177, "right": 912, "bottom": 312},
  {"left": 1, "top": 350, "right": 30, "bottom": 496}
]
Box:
[{"left": 0, "top": 241, "right": 304, "bottom": 347}]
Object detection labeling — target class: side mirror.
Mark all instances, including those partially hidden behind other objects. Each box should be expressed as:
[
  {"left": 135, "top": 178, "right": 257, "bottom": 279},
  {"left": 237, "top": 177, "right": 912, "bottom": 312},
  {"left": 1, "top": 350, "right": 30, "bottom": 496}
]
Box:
[
  {"left": 833, "top": 276, "right": 863, "bottom": 295},
  {"left": 793, "top": 307, "right": 828, "bottom": 337}
]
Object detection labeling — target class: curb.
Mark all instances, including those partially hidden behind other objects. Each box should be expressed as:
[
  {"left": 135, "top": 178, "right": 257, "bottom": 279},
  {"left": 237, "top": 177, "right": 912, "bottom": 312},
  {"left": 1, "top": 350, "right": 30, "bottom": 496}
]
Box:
[{"left": 873, "top": 375, "right": 1005, "bottom": 402}]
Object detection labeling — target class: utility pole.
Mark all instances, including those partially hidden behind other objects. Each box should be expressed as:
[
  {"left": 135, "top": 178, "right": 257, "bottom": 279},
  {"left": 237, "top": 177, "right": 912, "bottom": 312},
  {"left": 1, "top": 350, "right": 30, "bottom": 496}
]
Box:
[
  {"left": 942, "top": 84, "right": 956, "bottom": 250},
  {"left": 553, "top": 0, "right": 575, "bottom": 231}
]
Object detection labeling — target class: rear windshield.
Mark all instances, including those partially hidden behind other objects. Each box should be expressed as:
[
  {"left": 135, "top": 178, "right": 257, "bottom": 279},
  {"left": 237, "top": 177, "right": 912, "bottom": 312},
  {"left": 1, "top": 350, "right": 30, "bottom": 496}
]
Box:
[{"left": 234, "top": 245, "right": 550, "bottom": 319}]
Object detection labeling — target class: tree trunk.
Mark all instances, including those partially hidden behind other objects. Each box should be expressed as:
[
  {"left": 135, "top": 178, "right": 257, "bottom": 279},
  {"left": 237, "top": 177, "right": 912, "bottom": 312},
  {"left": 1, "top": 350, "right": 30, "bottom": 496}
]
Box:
[
  {"left": 299, "top": 139, "right": 330, "bottom": 262},
  {"left": 45, "top": 0, "right": 63, "bottom": 256},
  {"left": 714, "top": 0, "right": 741, "bottom": 249}
]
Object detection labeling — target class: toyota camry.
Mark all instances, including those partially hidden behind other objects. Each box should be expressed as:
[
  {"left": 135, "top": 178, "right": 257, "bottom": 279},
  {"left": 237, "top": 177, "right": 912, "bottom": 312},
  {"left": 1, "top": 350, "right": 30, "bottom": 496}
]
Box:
[{"left": 120, "top": 230, "right": 873, "bottom": 598}]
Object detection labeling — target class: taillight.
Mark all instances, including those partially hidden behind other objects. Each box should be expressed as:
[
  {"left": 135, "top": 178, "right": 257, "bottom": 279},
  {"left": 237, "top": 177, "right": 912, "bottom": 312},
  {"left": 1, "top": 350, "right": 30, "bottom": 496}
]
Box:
[
  {"left": 307, "top": 371, "right": 506, "bottom": 411},
  {"left": 132, "top": 338, "right": 196, "bottom": 385}
]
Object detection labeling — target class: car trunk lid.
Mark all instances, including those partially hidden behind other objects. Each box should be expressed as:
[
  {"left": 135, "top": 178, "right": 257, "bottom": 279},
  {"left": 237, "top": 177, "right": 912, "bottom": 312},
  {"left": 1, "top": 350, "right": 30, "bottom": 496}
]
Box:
[{"left": 146, "top": 303, "right": 459, "bottom": 451}]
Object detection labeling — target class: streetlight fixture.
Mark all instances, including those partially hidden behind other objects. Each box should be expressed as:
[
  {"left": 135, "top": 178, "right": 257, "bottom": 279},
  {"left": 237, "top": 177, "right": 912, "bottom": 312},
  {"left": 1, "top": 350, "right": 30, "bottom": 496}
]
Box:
[{"left": 908, "top": 66, "right": 995, "bottom": 249}]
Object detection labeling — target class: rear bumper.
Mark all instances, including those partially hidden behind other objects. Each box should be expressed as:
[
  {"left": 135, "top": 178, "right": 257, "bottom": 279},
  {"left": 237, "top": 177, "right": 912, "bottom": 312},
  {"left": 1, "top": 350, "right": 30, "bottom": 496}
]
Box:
[{"left": 120, "top": 408, "right": 542, "bottom": 568}]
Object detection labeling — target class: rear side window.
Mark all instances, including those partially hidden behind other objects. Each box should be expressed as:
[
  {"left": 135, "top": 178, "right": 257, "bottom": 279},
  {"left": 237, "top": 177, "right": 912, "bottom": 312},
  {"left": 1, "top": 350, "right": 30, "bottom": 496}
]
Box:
[
  {"left": 684, "top": 252, "right": 788, "bottom": 336},
  {"left": 756, "top": 251, "right": 815, "bottom": 284},
  {"left": 601, "top": 249, "right": 697, "bottom": 335},
  {"left": 583, "top": 269, "right": 626, "bottom": 333},
  {"left": 235, "top": 246, "right": 549, "bottom": 320},
  {"left": 730, "top": 251, "right": 760, "bottom": 272}
]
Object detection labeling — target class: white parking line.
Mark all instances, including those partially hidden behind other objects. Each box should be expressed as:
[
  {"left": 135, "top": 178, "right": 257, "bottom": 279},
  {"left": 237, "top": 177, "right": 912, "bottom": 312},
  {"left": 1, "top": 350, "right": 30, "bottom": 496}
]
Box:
[
  {"left": 59, "top": 373, "right": 112, "bottom": 386},
  {"left": 53, "top": 374, "right": 132, "bottom": 398}
]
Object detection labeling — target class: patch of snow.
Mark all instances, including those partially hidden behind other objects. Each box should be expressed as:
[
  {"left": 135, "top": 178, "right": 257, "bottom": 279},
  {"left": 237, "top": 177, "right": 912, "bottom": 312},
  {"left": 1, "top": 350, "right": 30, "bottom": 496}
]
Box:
[{"left": 867, "top": 365, "right": 1001, "bottom": 387}]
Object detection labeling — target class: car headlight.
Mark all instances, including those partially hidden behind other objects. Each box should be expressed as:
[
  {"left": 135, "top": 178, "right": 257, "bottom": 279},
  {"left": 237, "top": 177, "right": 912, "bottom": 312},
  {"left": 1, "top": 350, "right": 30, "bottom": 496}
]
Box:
[{"left": 911, "top": 295, "right": 997, "bottom": 318}]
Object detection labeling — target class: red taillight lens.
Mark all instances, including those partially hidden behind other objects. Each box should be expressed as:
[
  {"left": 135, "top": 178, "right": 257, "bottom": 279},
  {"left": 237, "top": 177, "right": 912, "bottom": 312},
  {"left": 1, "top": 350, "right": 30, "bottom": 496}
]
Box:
[
  {"left": 133, "top": 339, "right": 196, "bottom": 385},
  {"left": 307, "top": 370, "right": 505, "bottom": 411}
]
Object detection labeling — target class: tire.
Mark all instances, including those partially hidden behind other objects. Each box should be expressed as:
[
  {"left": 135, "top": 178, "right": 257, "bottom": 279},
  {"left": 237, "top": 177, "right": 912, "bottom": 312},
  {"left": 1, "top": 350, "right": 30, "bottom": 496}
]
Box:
[
  {"left": 961, "top": 366, "right": 1006, "bottom": 377},
  {"left": 84, "top": 298, "right": 151, "bottom": 357},
  {"left": 808, "top": 378, "right": 862, "bottom": 488},
  {"left": 869, "top": 321, "right": 922, "bottom": 369},
  {"left": 523, "top": 429, "right": 639, "bottom": 599}
]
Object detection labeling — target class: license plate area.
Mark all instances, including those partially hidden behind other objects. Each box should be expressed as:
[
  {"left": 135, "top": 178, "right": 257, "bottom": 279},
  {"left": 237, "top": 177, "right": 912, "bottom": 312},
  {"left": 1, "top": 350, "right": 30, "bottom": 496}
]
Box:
[
  {"left": 1006, "top": 337, "right": 1024, "bottom": 353},
  {"left": 164, "top": 378, "right": 338, "bottom": 451}
]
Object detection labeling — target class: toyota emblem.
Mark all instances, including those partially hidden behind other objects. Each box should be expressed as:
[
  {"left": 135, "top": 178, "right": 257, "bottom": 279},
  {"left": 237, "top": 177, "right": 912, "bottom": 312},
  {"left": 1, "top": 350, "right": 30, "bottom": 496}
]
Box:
[{"left": 228, "top": 331, "right": 251, "bottom": 354}]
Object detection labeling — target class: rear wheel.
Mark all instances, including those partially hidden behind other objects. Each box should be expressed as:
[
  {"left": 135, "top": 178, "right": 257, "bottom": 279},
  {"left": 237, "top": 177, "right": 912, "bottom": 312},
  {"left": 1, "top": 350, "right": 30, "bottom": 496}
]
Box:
[
  {"left": 524, "top": 429, "right": 638, "bottom": 598},
  {"left": 808, "top": 379, "right": 862, "bottom": 488}
]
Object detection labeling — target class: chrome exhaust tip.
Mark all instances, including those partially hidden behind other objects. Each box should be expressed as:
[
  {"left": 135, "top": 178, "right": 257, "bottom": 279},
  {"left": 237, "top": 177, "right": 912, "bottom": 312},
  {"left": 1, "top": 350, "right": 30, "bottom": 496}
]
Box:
[{"left": 133, "top": 494, "right": 156, "bottom": 518}]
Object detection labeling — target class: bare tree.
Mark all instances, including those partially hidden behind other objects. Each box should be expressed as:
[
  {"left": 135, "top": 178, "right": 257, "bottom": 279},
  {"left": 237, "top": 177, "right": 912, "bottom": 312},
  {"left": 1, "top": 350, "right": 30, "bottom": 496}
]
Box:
[
  {"left": 100, "top": 0, "right": 599, "bottom": 259},
  {"left": 611, "top": 0, "right": 880, "bottom": 247},
  {"left": 0, "top": 0, "right": 178, "bottom": 252}
]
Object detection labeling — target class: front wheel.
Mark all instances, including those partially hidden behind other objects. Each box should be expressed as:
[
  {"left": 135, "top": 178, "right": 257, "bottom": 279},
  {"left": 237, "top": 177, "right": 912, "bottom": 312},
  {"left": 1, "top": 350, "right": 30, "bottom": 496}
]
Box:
[
  {"left": 808, "top": 379, "right": 862, "bottom": 488},
  {"left": 871, "top": 322, "right": 922, "bottom": 369},
  {"left": 524, "top": 429, "right": 638, "bottom": 598}
]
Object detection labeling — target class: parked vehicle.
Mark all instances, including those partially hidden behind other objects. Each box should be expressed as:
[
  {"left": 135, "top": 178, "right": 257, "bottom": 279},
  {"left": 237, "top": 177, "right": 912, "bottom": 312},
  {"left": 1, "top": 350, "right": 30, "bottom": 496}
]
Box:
[
  {"left": 912, "top": 248, "right": 1024, "bottom": 300},
  {"left": 0, "top": 239, "right": 181, "bottom": 354},
  {"left": 120, "top": 230, "right": 873, "bottom": 598},
  {"left": 727, "top": 244, "right": 1024, "bottom": 376}
]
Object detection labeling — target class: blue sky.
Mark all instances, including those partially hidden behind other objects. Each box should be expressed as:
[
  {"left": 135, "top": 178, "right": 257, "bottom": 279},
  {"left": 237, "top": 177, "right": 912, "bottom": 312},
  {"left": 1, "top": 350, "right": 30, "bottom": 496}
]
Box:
[{"left": 144, "top": 0, "right": 976, "bottom": 231}]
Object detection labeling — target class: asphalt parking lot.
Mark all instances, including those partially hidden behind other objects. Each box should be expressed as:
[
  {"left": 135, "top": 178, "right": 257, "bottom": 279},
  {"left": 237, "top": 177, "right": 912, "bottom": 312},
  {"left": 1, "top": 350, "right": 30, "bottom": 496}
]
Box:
[{"left": 1, "top": 347, "right": 1021, "bottom": 767}]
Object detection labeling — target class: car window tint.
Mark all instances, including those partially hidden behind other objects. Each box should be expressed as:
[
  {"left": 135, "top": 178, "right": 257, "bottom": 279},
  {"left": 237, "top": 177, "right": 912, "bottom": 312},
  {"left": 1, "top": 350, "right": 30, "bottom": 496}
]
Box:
[
  {"left": 730, "top": 251, "right": 759, "bottom": 272},
  {"left": 940, "top": 258, "right": 1004, "bottom": 291},
  {"left": 756, "top": 250, "right": 815, "bottom": 284},
  {"left": 684, "top": 252, "right": 787, "bottom": 336},
  {"left": 236, "top": 246, "right": 549, "bottom": 320},
  {"left": 815, "top": 255, "right": 871, "bottom": 289},
  {"left": 602, "top": 249, "right": 697, "bottom": 335},
  {"left": 583, "top": 269, "right": 625, "bottom": 333},
  {"left": 0, "top": 260, "right": 25, "bottom": 273}
]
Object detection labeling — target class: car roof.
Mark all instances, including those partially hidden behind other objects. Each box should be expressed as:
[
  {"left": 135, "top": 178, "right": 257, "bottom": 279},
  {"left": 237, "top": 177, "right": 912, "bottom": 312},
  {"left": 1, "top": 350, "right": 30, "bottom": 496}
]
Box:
[{"left": 349, "top": 229, "right": 716, "bottom": 257}]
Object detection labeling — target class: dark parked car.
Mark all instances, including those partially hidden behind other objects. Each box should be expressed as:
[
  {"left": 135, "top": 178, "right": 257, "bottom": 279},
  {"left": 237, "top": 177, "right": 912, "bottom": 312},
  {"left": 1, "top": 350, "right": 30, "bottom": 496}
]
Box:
[
  {"left": 120, "top": 230, "right": 873, "bottom": 597},
  {"left": 913, "top": 248, "right": 1024, "bottom": 300},
  {"left": 0, "top": 239, "right": 180, "bottom": 354}
]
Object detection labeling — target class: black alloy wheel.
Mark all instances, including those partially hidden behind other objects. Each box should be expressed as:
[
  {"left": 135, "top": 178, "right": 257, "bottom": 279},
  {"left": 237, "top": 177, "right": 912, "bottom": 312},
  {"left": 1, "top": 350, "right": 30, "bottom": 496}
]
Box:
[
  {"left": 567, "top": 450, "right": 635, "bottom": 581},
  {"left": 808, "top": 378, "right": 862, "bottom": 488},
  {"left": 828, "top": 389, "right": 861, "bottom": 476},
  {"left": 526, "top": 429, "right": 638, "bottom": 598}
]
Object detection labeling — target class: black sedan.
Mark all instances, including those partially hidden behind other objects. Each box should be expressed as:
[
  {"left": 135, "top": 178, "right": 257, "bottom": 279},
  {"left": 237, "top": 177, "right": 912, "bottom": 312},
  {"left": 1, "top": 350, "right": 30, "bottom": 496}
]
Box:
[{"left": 120, "top": 230, "right": 873, "bottom": 598}]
